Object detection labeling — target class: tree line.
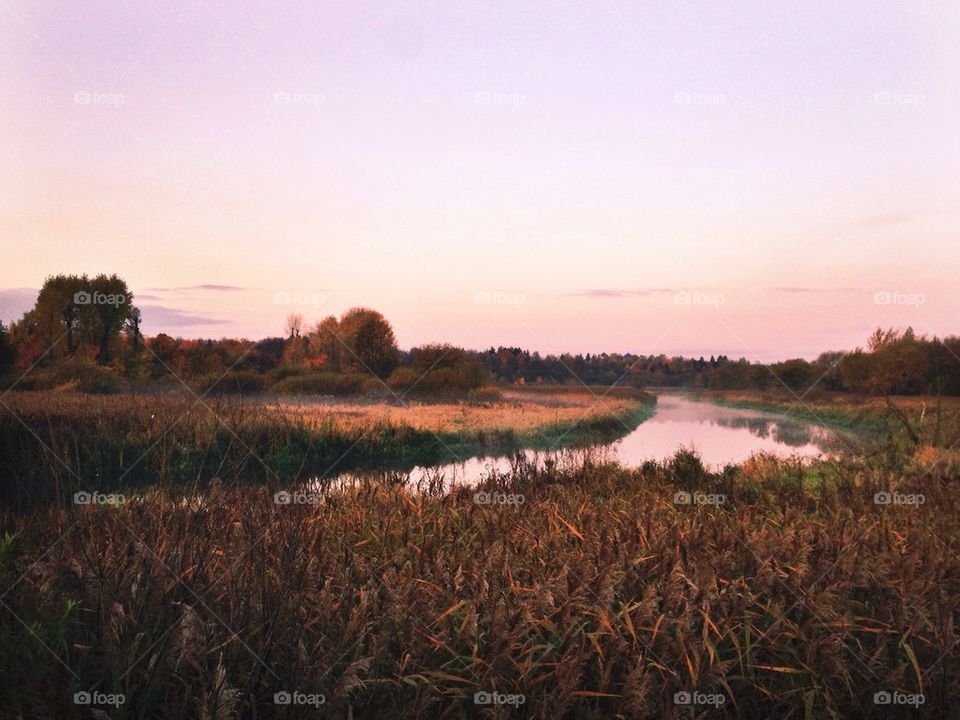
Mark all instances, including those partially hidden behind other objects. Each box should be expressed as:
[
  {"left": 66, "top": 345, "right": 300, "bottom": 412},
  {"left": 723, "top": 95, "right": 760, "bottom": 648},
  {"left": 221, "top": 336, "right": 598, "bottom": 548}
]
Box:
[{"left": 1, "top": 274, "right": 957, "bottom": 396}]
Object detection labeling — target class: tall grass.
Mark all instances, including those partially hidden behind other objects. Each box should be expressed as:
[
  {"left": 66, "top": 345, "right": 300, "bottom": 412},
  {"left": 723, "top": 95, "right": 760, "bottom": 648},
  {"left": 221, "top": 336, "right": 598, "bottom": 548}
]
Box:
[
  {"left": 0, "top": 451, "right": 957, "bottom": 717},
  {"left": 0, "top": 391, "right": 654, "bottom": 509}
]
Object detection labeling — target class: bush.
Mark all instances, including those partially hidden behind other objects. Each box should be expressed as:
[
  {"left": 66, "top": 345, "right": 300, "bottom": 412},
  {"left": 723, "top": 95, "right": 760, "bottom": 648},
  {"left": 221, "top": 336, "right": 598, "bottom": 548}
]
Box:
[
  {"left": 667, "top": 446, "right": 707, "bottom": 485},
  {"left": 194, "top": 370, "right": 265, "bottom": 395},
  {"left": 387, "top": 345, "right": 489, "bottom": 395},
  {"left": 29, "top": 360, "right": 125, "bottom": 394},
  {"left": 269, "top": 371, "right": 366, "bottom": 396},
  {"left": 386, "top": 367, "right": 419, "bottom": 392}
]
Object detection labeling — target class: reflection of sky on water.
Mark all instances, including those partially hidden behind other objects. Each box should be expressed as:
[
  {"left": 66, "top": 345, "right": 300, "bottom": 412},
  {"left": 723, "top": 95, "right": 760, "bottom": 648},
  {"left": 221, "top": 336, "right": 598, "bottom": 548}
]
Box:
[
  {"left": 604, "top": 394, "right": 838, "bottom": 471},
  {"left": 319, "top": 393, "right": 846, "bottom": 489}
]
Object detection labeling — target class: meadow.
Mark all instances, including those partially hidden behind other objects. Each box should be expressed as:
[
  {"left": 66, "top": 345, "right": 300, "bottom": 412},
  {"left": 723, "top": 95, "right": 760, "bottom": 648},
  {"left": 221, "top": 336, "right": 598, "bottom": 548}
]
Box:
[{"left": 0, "top": 388, "right": 958, "bottom": 718}]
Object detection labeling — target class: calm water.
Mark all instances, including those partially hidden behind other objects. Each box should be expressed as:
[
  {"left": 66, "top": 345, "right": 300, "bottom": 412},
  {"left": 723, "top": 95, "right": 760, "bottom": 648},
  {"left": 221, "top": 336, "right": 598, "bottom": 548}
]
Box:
[{"left": 322, "top": 394, "right": 845, "bottom": 489}]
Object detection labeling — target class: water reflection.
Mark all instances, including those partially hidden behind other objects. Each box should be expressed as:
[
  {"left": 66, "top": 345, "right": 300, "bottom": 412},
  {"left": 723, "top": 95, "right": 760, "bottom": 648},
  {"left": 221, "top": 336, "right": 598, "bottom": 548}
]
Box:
[
  {"left": 713, "top": 415, "right": 837, "bottom": 449},
  {"left": 317, "top": 393, "right": 847, "bottom": 489},
  {"left": 609, "top": 394, "right": 840, "bottom": 468}
]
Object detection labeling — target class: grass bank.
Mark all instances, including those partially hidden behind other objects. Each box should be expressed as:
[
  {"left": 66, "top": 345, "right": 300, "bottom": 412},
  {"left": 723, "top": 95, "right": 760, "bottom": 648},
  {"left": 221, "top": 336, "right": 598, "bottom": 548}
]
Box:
[{"left": 693, "top": 390, "right": 893, "bottom": 435}]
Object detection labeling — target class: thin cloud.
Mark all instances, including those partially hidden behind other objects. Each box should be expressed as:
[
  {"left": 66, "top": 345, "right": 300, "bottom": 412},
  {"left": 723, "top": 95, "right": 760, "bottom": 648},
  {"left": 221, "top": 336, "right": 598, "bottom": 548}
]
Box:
[
  {"left": 177, "top": 284, "right": 245, "bottom": 292},
  {"left": 569, "top": 288, "right": 674, "bottom": 299},
  {"left": 845, "top": 211, "right": 918, "bottom": 232},
  {"left": 769, "top": 287, "right": 860, "bottom": 293},
  {"left": 141, "top": 284, "right": 247, "bottom": 293},
  {"left": 138, "top": 304, "right": 231, "bottom": 329}
]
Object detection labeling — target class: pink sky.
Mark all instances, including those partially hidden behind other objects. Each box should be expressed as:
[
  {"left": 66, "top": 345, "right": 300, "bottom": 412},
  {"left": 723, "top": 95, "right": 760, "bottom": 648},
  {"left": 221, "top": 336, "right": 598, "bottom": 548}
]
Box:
[{"left": 2, "top": 1, "right": 958, "bottom": 360}]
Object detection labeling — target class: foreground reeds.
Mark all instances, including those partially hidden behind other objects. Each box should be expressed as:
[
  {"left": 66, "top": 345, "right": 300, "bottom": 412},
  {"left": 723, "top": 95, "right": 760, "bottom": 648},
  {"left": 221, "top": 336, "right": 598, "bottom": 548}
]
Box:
[{"left": 1, "top": 451, "right": 957, "bottom": 718}]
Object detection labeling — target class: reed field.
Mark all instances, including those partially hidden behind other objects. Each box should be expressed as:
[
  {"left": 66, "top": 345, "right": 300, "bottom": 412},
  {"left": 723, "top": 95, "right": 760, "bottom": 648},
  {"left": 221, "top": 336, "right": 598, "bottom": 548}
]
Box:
[
  {"left": 0, "top": 390, "right": 958, "bottom": 718},
  {"left": 1, "top": 449, "right": 958, "bottom": 718},
  {"left": 0, "top": 388, "right": 654, "bottom": 508},
  {"left": 271, "top": 389, "right": 645, "bottom": 432}
]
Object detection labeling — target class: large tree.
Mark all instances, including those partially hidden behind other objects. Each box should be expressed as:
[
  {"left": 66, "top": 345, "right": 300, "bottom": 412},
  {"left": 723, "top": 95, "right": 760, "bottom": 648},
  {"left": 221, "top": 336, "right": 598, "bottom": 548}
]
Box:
[
  {"left": 83, "top": 274, "right": 136, "bottom": 362},
  {"left": 337, "top": 307, "right": 400, "bottom": 377},
  {"left": 14, "top": 273, "right": 138, "bottom": 365},
  {"left": 27, "top": 274, "right": 86, "bottom": 357}
]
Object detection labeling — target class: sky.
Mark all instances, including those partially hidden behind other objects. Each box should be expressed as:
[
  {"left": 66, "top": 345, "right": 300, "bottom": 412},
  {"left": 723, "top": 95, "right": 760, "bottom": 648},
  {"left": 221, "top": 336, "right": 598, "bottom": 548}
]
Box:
[{"left": 1, "top": 0, "right": 958, "bottom": 361}]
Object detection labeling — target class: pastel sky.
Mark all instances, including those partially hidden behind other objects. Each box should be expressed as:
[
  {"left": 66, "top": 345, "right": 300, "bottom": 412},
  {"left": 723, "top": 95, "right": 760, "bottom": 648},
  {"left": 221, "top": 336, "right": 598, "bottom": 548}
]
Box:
[{"left": 2, "top": 0, "right": 958, "bottom": 361}]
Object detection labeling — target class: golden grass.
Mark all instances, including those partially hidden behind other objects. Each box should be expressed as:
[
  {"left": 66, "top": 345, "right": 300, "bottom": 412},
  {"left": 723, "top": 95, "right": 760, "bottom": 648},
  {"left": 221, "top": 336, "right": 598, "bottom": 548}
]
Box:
[
  {"left": 702, "top": 389, "right": 960, "bottom": 413},
  {"left": 0, "top": 389, "right": 654, "bottom": 507},
  {"left": 270, "top": 389, "right": 640, "bottom": 434}
]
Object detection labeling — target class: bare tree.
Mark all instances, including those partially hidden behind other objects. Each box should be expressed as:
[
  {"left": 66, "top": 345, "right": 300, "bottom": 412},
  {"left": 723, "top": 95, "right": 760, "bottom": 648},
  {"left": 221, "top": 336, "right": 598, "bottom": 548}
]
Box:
[{"left": 285, "top": 312, "right": 304, "bottom": 339}]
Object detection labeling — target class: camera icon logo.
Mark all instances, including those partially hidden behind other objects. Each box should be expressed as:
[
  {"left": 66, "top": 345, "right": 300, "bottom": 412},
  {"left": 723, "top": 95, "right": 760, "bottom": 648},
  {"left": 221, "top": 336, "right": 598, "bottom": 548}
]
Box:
[
  {"left": 673, "top": 691, "right": 692, "bottom": 705},
  {"left": 874, "top": 491, "right": 892, "bottom": 505},
  {"left": 274, "top": 491, "right": 291, "bottom": 505},
  {"left": 74, "top": 291, "right": 91, "bottom": 305},
  {"left": 73, "top": 691, "right": 92, "bottom": 705},
  {"left": 74, "top": 491, "right": 92, "bottom": 505},
  {"left": 874, "top": 690, "right": 892, "bottom": 705},
  {"left": 674, "top": 491, "right": 691, "bottom": 505},
  {"left": 474, "top": 691, "right": 492, "bottom": 704},
  {"left": 274, "top": 691, "right": 291, "bottom": 704}
]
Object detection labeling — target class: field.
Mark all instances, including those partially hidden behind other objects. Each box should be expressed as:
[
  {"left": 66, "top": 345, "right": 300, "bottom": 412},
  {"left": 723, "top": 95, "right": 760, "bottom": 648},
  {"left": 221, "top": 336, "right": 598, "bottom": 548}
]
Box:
[
  {"left": 271, "top": 388, "right": 646, "bottom": 434},
  {"left": 1, "top": 389, "right": 958, "bottom": 718}
]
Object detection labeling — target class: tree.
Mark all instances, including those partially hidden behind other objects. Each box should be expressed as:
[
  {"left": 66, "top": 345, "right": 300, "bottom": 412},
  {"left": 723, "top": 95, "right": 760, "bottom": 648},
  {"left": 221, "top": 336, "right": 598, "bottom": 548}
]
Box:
[
  {"left": 33, "top": 274, "right": 85, "bottom": 356},
  {"left": 769, "top": 358, "right": 814, "bottom": 392},
  {"left": 12, "top": 274, "right": 138, "bottom": 365},
  {"left": 337, "top": 308, "right": 400, "bottom": 377},
  {"left": 0, "top": 321, "right": 16, "bottom": 376},
  {"left": 126, "top": 306, "right": 143, "bottom": 352},
  {"left": 285, "top": 312, "right": 304, "bottom": 339},
  {"left": 394, "top": 343, "right": 487, "bottom": 392},
  {"left": 82, "top": 274, "right": 135, "bottom": 363},
  {"left": 308, "top": 316, "right": 342, "bottom": 371}
]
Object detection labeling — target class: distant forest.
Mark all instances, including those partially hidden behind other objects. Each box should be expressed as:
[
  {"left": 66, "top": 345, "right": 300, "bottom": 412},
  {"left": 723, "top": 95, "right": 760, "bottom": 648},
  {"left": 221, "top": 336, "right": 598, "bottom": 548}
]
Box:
[{"left": 2, "top": 274, "right": 959, "bottom": 396}]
